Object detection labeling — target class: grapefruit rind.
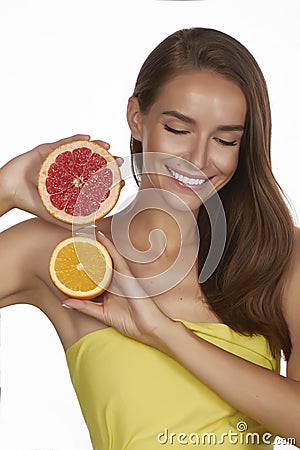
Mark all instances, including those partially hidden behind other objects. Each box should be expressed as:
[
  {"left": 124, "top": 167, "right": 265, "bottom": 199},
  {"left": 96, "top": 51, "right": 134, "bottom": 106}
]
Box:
[
  {"left": 49, "top": 236, "right": 113, "bottom": 299},
  {"left": 38, "top": 141, "right": 122, "bottom": 225}
]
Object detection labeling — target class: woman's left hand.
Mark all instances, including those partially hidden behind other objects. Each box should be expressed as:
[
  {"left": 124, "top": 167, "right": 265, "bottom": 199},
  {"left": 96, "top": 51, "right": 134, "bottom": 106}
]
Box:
[{"left": 62, "top": 231, "right": 173, "bottom": 348}]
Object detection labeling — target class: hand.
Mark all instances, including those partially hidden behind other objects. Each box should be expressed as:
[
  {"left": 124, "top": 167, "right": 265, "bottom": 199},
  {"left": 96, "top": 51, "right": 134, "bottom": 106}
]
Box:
[
  {"left": 0, "top": 135, "right": 124, "bottom": 227},
  {"left": 62, "top": 231, "right": 174, "bottom": 348}
]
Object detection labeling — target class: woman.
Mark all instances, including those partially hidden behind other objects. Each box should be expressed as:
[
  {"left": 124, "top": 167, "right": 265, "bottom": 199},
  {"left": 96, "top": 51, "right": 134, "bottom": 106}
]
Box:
[{"left": 1, "top": 27, "right": 299, "bottom": 449}]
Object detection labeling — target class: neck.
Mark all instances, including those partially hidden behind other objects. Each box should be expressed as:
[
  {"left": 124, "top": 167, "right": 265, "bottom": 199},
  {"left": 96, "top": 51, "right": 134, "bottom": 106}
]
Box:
[
  {"left": 114, "top": 186, "right": 200, "bottom": 255},
  {"left": 109, "top": 186, "right": 202, "bottom": 298}
]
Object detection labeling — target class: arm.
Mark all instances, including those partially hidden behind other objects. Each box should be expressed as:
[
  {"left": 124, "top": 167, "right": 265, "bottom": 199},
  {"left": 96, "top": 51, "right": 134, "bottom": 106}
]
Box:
[
  {"left": 0, "top": 218, "right": 70, "bottom": 309},
  {"left": 153, "top": 320, "right": 300, "bottom": 443},
  {"left": 150, "top": 227, "right": 300, "bottom": 443},
  {"left": 0, "top": 134, "right": 91, "bottom": 227},
  {"left": 63, "top": 230, "right": 300, "bottom": 445},
  {"left": 1, "top": 135, "right": 123, "bottom": 226},
  {"left": 0, "top": 219, "right": 40, "bottom": 307},
  {"left": 0, "top": 135, "right": 89, "bottom": 221},
  {"left": 0, "top": 168, "right": 13, "bottom": 216}
]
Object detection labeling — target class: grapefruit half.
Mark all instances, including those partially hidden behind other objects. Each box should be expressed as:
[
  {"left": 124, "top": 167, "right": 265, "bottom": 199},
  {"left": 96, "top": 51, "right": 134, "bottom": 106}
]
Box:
[{"left": 38, "top": 140, "right": 122, "bottom": 224}]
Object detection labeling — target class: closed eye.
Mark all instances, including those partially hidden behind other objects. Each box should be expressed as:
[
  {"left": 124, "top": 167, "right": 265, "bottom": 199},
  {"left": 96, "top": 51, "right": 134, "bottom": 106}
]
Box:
[
  {"left": 164, "top": 124, "right": 238, "bottom": 146},
  {"left": 164, "top": 124, "right": 190, "bottom": 135},
  {"left": 214, "top": 138, "right": 238, "bottom": 147}
]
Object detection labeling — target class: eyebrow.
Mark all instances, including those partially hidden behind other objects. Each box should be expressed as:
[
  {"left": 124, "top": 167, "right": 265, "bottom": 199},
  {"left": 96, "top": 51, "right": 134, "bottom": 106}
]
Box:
[{"left": 162, "top": 110, "right": 245, "bottom": 132}]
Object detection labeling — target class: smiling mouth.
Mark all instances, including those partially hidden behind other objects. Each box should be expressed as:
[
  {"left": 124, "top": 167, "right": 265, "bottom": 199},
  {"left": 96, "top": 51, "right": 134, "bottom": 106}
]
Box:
[{"left": 165, "top": 165, "right": 212, "bottom": 187}]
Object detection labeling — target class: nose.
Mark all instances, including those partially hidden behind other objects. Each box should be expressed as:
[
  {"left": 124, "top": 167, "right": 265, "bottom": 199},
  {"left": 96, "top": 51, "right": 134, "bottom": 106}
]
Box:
[{"left": 181, "top": 137, "right": 209, "bottom": 171}]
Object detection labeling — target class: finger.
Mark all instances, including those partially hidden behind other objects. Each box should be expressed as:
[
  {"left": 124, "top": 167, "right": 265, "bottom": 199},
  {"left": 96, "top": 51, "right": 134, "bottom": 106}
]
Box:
[
  {"left": 28, "top": 187, "right": 73, "bottom": 230},
  {"left": 97, "top": 231, "right": 130, "bottom": 273},
  {"left": 96, "top": 231, "right": 148, "bottom": 300},
  {"left": 114, "top": 156, "right": 124, "bottom": 166},
  {"left": 35, "top": 134, "right": 91, "bottom": 159},
  {"left": 90, "top": 139, "right": 110, "bottom": 150},
  {"left": 48, "top": 134, "right": 91, "bottom": 149},
  {"left": 62, "top": 299, "right": 108, "bottom": 322}
]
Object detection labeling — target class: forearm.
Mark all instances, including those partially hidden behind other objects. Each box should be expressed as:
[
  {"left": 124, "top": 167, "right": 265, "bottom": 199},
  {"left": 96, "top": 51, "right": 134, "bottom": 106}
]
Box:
[
  {"left": 0, "top": 168, "right": 13, "bottom": 216},
  {"left": 154, "top": 320, "right": 300, "bottom": 444}
]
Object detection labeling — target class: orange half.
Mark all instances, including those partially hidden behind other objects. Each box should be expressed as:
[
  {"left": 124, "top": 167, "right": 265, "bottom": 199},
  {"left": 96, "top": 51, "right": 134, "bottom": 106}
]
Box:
[{"left": 49, "top": 236, "right": 113, "bottom": 299}]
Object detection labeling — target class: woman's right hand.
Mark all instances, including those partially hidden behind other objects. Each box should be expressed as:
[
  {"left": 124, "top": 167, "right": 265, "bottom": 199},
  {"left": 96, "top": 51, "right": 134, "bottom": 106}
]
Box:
[{"left": 0, "top": 134, "right": 115, "bottom": 228}]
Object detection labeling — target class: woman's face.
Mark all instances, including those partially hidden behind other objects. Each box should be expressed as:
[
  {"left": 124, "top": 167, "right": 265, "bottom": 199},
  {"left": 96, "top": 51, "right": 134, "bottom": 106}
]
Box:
[{"left": 129, "top": 70, "right": 247, "bottom": 212}]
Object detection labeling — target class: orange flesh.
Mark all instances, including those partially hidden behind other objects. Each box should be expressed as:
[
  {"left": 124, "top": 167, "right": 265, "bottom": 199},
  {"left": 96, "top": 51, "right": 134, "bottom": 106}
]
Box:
[{"left": 54, "top": 242, "right": 108, "bottom": 291}]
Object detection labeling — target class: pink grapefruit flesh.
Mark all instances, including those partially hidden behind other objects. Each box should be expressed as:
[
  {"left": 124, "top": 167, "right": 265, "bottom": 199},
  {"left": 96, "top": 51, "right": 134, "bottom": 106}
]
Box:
[{"left": 38, "top": 141, "right": 122, "bottom": 224}]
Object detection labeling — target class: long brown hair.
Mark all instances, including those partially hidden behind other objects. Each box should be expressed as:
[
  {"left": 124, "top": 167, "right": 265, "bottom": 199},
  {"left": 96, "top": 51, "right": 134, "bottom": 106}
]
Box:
[{"left": 130, "top": 28, "right": 295, "bottom": 361}]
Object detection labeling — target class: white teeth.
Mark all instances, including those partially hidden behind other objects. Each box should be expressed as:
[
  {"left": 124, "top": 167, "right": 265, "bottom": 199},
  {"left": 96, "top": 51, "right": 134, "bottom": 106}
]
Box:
[{"left": 167, "top": 167, "right": 208, "bottom": 186}]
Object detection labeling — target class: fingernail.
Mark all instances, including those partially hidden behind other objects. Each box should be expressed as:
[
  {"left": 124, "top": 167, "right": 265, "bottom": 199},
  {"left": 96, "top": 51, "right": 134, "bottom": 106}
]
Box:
[
  {"left": 63, "top": 299, "right": 83, "bottom": 308},
  {"left": 62, "top": 303, "right": 73, "bottom": 310}
]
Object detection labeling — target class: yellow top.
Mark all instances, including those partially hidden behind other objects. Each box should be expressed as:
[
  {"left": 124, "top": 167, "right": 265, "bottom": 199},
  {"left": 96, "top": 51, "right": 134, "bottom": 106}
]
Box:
[{"left": 66, "top": 319, "right": 280, "bottom": 450}]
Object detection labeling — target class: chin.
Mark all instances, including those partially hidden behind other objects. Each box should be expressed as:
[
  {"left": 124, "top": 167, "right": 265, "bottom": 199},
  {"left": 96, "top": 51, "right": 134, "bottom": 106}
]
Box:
[
  {"left": 162, "top": 174, "right": 217, "bottom": 209},
  {"left": 158, "top": 180, "right": 204, "bottom": 214}
]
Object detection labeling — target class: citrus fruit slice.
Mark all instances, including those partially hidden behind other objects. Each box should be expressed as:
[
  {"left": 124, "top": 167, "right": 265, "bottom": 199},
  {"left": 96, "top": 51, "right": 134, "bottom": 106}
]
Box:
[
  {"left": 38, "top": 140, "right": 122, "bottom": 225},
  {"left": 49, "top": 236, "right": 113, "bottom": 299}
]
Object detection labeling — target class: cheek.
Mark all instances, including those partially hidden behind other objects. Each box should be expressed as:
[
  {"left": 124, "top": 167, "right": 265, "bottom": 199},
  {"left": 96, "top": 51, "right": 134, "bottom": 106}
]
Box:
[
  {"left": 214, "top": 149, "right": 240, "bottom": 175},
  {"left": 142, "top": 124, "right": 184, "bottom": 155},
  {"left": 142, "top": 130, "right": 168, "bottom": 153}
]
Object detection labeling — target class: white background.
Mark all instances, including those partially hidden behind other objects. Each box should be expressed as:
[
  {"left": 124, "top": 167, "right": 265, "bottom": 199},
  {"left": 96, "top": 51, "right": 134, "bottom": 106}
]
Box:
[{"left": 0, "top": 0, "right": 299, "bottom": 449}]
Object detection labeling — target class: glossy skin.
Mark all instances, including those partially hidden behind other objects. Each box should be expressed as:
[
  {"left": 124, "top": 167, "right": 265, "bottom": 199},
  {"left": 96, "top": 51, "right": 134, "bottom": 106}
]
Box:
[
  {"left": 0, "top": 70, "right": 248, "bottom": 349},
  {"left": 0, "top": 135, "right": 122, "bottom": 350},
  {"left": 1, "top": 73, "right": 300, "bottom": 442},
  {"left": 129, "top": 70, "right": 246, "bottom": 213}
]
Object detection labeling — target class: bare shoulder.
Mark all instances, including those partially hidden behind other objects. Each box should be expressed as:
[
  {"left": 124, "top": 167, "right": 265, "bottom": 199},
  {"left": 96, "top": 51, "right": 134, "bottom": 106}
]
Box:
[
  {"left": 9, "top": 215, "right": 112, "bottom": 280},
  {"left": 0, "top": 217, "right": 109, "bottom": 351},
  {"left": 283, "top": 226, "right": 300, "bottom": 379},
  {"left": 1, "top": 215, "right": 71, "bottom": 247},
  {"left": 0, "top": 218, "right": 74, "bottom": 315},
  {"left": 1, "top": 217, "right": 71, "bottom": 285}
]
